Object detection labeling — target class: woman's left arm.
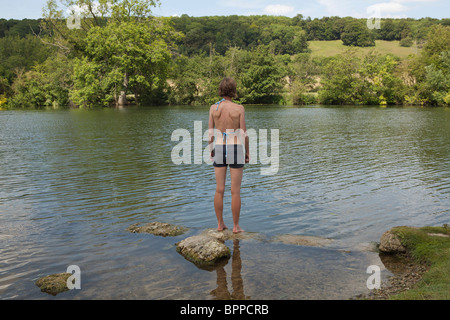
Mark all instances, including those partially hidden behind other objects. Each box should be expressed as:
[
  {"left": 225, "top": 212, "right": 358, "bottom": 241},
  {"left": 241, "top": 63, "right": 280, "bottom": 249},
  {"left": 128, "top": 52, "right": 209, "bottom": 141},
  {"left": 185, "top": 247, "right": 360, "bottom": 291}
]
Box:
[{"left": 208, "top": 105, "right": 215, "bottom": 155}]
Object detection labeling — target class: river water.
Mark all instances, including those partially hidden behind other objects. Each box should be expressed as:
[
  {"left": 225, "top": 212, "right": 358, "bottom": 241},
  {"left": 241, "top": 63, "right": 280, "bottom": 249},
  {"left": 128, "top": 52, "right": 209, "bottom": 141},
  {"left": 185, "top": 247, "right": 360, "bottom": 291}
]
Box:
[{"left": 0, "top": 105, "right": 448, "bottom": 299}]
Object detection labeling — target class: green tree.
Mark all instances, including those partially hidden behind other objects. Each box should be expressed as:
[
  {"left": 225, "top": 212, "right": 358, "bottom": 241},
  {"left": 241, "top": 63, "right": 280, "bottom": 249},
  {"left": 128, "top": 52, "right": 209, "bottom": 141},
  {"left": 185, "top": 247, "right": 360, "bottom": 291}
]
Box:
[
  {"left": 424, "top": 51, "right": 450, "bottom": 105},
  {"left": 286, "top": 53, "right": 320, "bottom": 105},
  {"left": 359, "top": 52, "right": 403, "bottom": 105},
  {"left": 397, "top": 20, "right": 412, "bottom": 40},
  {"left": 341, "top": 21, "right": 375, "bottom": 47},
  {"left": 168, "top": 55, "right": 203, "bottom": 105},
  {"left": 0, "top": 35, "right": 51, "bottom": 82},
  {"left": 262, "top": 24, "right": 308, "bottom": 55},
  {"left": 319, "top": 49, "right": 362, "bottom": 104},
  {"left": 319, "top": 49, "right": 402, "bottom": 105},
  {"left": 70, "top": 18, "right": 180, "bottom": 107},
  {"left": 0, "top": 76, "right": 9, "bottom": 107},
  {"left": 399, "top": 37, "right": 413, "bottom": 47},
  {"left": 402, "top": 24, "right": 450, "bottom": 105},
  {"left": 306, "top": 18, "right": 327, "bottom": 40},
  {"left": 421, "top": 24, "right": 450, "bottom": 67},
  {"left": 8, "top": 54, "right": 73, "bottom": 108},
  {"left": 239, "top": 46, "right": 285, "bottom": 104},
  {"left": 378, "top": 19, "right": 398, "bottom": 41},
  {"left": 0, "top": 76, "right": 10, "bottom": 95},
  {"left": 411, "top": 17, "right": 438, "bottom": 45},
  {"left": 42, "top": 0, "right": 161, "bottom": 55}
]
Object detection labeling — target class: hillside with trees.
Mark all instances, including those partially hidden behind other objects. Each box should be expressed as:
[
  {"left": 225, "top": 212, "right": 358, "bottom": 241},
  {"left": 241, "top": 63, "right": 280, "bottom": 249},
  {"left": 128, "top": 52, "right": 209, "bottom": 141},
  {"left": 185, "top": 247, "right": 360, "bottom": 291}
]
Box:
[{"left": 0, "top": 1, "right": 448, "bottom": 108}]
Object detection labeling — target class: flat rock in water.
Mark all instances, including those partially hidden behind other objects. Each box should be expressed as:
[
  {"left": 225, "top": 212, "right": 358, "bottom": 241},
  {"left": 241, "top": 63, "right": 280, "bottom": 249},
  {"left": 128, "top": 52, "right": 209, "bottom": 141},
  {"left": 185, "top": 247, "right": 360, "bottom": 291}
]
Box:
[
  {"left": 35, "top": 273, "right": 71, "bottom": 296},
  {"left": 201, "top": 229, "right": 264, "bottom": 241},
  {"left": 127, "top": 222, "right": 188, "bottom": 237},
  {"left": 176, "top": 234, "right": 231, "bottom": 268},
  {"left": 271, "top": 234, "right": 333, "bottom": 247}
]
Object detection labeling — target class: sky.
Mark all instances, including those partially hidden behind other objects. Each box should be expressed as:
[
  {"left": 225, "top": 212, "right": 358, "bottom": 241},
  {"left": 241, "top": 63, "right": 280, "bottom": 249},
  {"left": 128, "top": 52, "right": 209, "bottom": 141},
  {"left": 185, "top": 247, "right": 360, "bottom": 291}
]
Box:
[{"left": 0, "top": 0, "right": 448, "bottom": 20}]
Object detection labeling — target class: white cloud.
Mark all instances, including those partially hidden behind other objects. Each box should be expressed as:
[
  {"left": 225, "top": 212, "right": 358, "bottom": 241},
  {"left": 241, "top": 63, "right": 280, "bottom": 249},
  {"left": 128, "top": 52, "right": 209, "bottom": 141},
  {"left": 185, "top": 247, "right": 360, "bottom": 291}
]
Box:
[
  {"left": 264, "top": 4, "right": 295, "bottom": 15},
  {"left": 367, "top": 2, "right": 408, "bottom": 14},
  {"left": 367, "top": 0, "right": 439, "bottom": 18}
]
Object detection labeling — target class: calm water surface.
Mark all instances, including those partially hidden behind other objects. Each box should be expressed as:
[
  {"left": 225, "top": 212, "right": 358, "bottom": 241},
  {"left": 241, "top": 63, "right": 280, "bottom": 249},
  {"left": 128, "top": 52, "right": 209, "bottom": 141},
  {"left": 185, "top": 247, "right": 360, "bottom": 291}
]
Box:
[{"left": 0, "top": 105, "right": 448, "bottom": 299}]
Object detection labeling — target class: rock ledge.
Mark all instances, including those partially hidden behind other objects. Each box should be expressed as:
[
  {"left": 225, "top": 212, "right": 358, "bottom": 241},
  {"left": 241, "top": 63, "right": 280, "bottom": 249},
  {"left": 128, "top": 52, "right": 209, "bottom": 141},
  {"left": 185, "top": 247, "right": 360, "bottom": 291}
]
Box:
[{"left": 127, "top": 222, "right": 188, "bottom": 237}]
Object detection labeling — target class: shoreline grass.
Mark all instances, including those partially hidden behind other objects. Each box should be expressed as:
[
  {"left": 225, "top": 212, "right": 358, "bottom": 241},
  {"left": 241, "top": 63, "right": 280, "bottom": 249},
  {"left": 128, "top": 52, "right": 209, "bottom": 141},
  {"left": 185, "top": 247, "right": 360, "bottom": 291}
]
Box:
[{"left": 385, "top": 226, "right": 449, "bottom": 300}]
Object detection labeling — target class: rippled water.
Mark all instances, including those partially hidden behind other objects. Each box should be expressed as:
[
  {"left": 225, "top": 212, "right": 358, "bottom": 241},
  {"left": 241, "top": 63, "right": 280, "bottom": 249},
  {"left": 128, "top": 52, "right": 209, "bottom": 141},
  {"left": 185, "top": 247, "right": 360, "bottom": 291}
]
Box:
[{"left": 0, "top": 105, "right": 448, "bottom": 299}]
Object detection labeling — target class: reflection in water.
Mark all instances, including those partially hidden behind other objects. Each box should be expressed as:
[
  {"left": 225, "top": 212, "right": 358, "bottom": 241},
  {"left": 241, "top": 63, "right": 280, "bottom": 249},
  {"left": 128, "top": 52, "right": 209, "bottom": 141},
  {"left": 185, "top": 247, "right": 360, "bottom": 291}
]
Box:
[{"left": 210, "top": 240, "right": 250, "bottom": 300}]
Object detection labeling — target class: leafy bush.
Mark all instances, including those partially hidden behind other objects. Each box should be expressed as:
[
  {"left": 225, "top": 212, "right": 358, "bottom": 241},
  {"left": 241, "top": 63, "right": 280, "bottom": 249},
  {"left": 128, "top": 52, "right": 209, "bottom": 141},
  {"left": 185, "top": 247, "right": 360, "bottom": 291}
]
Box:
[{"left": 400, "top": 37, "right": 414, "bottom": 47}]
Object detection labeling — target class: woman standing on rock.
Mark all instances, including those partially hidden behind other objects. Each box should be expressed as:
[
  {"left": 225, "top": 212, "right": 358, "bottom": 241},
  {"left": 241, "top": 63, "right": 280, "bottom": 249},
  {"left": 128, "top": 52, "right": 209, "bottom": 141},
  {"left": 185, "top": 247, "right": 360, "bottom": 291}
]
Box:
[{"left": 208, "top": 77, "right": 249, "bottom": 234}]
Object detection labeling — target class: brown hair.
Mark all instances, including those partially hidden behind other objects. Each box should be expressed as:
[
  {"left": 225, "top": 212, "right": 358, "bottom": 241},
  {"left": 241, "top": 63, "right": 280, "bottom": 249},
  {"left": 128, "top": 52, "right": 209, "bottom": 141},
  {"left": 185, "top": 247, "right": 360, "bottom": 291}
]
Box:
[{"left": 218, "top": 77, "right": 237, "bottom": 98}]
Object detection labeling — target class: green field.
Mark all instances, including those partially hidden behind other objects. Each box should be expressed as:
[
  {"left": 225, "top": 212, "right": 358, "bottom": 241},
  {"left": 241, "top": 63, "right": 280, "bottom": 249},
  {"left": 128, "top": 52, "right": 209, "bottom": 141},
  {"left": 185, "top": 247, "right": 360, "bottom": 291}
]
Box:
[{"left": 309, "top": 40, "right": 420, "bottom": 59}]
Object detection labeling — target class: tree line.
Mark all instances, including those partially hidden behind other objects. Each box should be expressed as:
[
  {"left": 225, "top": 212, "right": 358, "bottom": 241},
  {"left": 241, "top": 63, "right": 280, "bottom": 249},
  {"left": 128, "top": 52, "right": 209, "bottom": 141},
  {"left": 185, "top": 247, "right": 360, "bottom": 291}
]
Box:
[
  {"left": 171, "top": 15, "right": 450, "bottom": 54},
  {"left": 0, "top": 0, "right": 449, "bottom": 109}
]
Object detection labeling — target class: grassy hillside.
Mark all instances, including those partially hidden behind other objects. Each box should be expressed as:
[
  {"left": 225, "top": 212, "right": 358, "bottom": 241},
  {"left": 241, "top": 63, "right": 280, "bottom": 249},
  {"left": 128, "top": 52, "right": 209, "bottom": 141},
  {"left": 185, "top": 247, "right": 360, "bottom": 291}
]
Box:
[{"left": 309, "top": 40, "right": 420, "bottom": 59}]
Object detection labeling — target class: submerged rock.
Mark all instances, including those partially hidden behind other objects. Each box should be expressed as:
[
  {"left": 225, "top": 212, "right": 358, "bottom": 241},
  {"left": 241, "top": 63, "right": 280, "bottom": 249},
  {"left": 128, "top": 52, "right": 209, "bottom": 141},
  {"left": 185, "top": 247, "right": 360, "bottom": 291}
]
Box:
[
  {"left": 176, "top": 234, "right": 231, "bottom": 268},
  {"left": 271, "top": 234, "right": 333, "bottom": 247},
  {"left": 378, "top": 229, "right": 407, "bottom": 254},
  {"left": 35, "top": 273, "right": 71, "bottom": 296},
  {"left": 201, "top": 229, "right": 264, "bottom": 242},
  {"left": 127, "top": 222, "right": 188, "bottom": 237}
]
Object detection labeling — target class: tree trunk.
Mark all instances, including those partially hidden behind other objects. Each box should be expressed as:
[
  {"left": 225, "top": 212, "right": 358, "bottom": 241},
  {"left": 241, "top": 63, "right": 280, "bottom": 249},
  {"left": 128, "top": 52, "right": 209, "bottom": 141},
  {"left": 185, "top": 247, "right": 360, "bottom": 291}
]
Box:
[{"left": 118, "top": 72, "right": 129, "bottom": 106}]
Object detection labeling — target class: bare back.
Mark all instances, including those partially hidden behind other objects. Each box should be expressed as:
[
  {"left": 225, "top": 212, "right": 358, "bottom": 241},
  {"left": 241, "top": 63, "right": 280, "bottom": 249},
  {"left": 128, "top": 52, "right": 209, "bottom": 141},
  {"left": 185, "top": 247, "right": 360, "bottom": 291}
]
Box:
[{"left": 209, "top": 100, "right": 246, "bottom": 145}]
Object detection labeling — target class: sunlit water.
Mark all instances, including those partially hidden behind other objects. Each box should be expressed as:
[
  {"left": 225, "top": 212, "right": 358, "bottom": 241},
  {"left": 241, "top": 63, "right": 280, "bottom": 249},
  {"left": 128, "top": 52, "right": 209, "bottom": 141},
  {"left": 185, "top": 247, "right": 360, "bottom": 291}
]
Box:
[{"left": 0, "top": 105, "right": 448, "bottom": 299}]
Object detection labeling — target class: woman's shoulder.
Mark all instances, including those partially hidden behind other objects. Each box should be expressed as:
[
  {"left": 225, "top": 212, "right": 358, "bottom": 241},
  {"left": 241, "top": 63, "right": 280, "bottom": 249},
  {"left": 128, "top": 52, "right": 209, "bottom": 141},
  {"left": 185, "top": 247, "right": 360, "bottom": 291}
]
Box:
[{"left": 231, "top": 101, "right": 244, "bottom": 109}]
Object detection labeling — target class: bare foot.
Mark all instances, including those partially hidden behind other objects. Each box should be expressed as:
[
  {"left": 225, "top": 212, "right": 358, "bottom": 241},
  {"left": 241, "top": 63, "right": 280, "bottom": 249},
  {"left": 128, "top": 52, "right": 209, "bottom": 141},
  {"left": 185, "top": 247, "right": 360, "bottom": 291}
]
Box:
[
  {"left": 233, "top": 226, "right": 244, "bottom": 234},
  {"left": 218, "top": 223, "right": 228, "bottom": 231}
]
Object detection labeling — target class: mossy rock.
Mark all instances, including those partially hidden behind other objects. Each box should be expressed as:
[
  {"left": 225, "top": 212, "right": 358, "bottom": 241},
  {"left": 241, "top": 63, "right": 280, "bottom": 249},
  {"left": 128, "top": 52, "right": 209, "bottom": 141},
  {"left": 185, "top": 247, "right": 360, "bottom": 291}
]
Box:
[
  {"left": 380, "top": 225, "right": 450, "bottom": 255},
  {"left": 35, "top": 273, "right": 71, "bottom": 296},
  {"left": 127, "top": 222, "right": 188, "bottom": 237},
  {"left": 379, "top": 229, "right": 407, "bottom": 254}
]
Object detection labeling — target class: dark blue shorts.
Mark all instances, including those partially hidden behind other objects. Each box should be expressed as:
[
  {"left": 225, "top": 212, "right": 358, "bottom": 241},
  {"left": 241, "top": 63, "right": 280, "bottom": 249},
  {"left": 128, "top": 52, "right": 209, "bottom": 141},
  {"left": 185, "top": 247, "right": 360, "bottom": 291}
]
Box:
[{"left": 213, "top": 144, "right": 245, "bottom": 169}]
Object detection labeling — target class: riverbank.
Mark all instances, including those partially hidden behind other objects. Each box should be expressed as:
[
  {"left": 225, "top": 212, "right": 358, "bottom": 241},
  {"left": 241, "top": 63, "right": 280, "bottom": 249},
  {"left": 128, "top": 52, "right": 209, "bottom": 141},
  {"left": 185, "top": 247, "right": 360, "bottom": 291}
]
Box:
[
  {"left": 34, "top": 223, "right": 449, "bottom": 300},
  {"left": 358, "top": 225, "right": 449, "bottom": 300}
]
